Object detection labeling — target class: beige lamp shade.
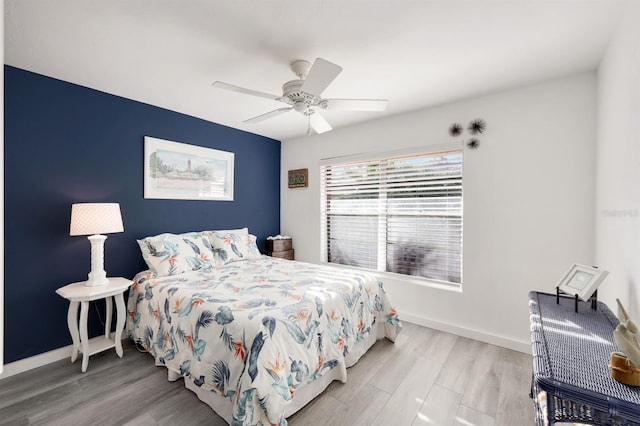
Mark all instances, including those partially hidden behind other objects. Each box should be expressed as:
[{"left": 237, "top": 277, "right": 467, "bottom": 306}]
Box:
[{"left": 70, "top": 203, "right": 124, "bottom": 236}]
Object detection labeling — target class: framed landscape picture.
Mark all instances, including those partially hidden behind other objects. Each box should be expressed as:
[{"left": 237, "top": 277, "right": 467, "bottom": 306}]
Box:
[
  {"left": 144, "top": 136, "right": 234, "bottom": 201},
  {"left": 557, "top": 263, "right": 608, "bottom": 301}
]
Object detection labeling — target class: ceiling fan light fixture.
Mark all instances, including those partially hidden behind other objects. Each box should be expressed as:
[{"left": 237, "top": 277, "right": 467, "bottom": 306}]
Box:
[{"left": 294, "top": 102, "right": 309, "bottom": 114}]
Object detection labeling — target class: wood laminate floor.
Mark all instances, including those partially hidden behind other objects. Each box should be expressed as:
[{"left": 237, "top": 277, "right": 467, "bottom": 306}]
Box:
[{"left": 0, "top": 323, "right": 534, "bottom": 425}]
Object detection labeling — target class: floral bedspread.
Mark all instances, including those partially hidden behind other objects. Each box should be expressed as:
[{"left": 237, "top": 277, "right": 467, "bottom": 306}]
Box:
[{"left": 127, "top": 256, "right": 400, "bottom": 426}]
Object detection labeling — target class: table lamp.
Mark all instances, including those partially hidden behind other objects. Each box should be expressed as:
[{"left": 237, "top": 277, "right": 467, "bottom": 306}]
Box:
[{"left": 70, "top": 203, "right": 124, "bottom": 287}]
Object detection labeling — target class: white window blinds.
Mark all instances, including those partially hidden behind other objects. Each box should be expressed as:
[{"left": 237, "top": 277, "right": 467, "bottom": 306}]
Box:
[{"left": 321, "top": 148, "right": 463, "bottom": 284}]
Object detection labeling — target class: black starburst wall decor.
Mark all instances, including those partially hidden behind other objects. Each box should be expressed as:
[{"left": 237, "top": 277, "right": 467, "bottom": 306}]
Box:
[
  {"left": 449, "top": 123, "right": 463, "bottom": 137},
  {"left": 448, "top": 118, "right": 487, "bottom": 150},
  {"left": 466, "top": 138, "right": 480, "bottom": 149},
  {"left": 468, "top": 118, "right": 486, "bottom": 135}
]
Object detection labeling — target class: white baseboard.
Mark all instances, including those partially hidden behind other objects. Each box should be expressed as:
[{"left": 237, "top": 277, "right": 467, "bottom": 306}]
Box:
[
  {"left": 399, "top": 310, "right": 532, "bottom": 355},
  {"left": 0, "top": 336, "right": 117, "bottom": 380}
]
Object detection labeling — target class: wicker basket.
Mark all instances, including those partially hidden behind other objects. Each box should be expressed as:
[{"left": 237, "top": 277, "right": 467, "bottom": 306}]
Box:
[{"left": 610, "top": 352, "right": 640, "bottom": 386}]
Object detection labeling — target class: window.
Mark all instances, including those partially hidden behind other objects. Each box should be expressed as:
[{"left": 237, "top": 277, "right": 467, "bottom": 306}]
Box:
[{"left": 320, "top": 147, "right": 463, "bottom": 284}]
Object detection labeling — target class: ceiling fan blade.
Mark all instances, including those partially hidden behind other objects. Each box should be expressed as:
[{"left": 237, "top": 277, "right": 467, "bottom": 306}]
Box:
[
  {"left": 301, "top": 58, "right": 342, "bottom": 97},
  {"left": 309, "top": 111, "right": 333, "bottom": 134},
  {"left": 323, "top": 98, "right": 388, "bottom": 112},
  {"left": 212, "top": 81, "right": 281, "bottom": 101},
  {"left": 243, "top": 107, "right": 293, "bottom": 124}
]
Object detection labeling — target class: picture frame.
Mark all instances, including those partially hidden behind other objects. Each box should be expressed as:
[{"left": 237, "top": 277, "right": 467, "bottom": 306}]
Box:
[
  {"left": 557, "top": 263, "right": 608, "bottom": 302},
  {"left": 144, "top": 136, "right": 234, "bottom": 201},
  {"left": 288, "top": 168, "right": 309, "bottom": 188}
]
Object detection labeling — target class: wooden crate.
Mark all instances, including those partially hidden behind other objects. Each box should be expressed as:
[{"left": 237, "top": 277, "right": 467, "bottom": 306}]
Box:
[
  {"left": 268, "top": 249, "right": 294, "bottom": 260},
  {"left": 266, "top": 238, "right": 294, "bottom": 260},
  {"left": 265, "top": 238, "right": 292, "bottom": 253}
]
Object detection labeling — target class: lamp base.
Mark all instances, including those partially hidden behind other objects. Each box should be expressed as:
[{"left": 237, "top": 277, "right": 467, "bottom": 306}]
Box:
[
  {"left": 85, "top": 234, "right": 109, "bottom": 287},
  {"left": 86, "top": 270, "right": 108, "bottom": 287}
]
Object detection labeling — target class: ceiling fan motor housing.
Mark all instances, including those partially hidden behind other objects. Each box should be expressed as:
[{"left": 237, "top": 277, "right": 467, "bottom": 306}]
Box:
[{"left": 281, "top": 79, "right": 319, "bottom": 111}]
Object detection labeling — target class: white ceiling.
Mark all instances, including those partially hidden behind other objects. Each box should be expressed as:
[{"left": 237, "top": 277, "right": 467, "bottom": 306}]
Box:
[{"left": 5, "top": 0, "right": 626, "bottom": 141}]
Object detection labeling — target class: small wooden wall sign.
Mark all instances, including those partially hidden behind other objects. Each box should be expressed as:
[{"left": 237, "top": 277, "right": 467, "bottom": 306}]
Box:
[{"left": 288, "top": 168, "right": 308, "bottom": 188}]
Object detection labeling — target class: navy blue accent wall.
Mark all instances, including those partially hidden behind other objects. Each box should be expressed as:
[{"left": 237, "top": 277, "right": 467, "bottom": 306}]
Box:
[{"left": 4, "top": 65, "right": 281, "bottom": 364}]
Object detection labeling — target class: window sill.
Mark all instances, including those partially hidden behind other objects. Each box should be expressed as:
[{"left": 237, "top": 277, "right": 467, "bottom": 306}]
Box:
[{"left": 320, "top": 262, "right": 462, "bottom": 293}]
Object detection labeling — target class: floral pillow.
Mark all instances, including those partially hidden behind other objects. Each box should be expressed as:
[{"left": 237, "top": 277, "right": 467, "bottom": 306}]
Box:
[
  {"left": 247, "top": 234, "right": 261, "bottom": 257},
  {"left": 137, "top": 232, "right": 215, "bottom": 276},
  {"left": 207, "top": 227, "right": 261, "bottom": 265}
]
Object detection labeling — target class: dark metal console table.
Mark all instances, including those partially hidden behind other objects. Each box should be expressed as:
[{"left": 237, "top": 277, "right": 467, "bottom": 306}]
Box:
[{"left": 528, "top": 291, "right": 640, "bottom": 425}]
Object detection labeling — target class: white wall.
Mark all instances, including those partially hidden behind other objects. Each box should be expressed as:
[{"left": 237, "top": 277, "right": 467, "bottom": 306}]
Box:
[
  {"left": 596, "top": 2, "right": 640, "bottom": 317},
  {"left": 282, "top": 73, "right": 597, "bottom": 352}
]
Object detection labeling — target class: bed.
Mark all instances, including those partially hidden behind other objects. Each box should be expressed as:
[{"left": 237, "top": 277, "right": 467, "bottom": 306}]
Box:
[{"left": 127, "top": 228, "right": 401, "bottom": 426}]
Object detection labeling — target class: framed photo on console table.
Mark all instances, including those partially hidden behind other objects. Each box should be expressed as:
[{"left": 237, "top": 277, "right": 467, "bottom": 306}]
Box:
[{"left": 557, "top": 263, "right": 608, "bottom": 301}]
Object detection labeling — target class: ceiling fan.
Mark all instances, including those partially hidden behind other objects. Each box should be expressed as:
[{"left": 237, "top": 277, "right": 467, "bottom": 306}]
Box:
[{"left": 212, "top": 58, "right": 388, "bottom": 134}]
